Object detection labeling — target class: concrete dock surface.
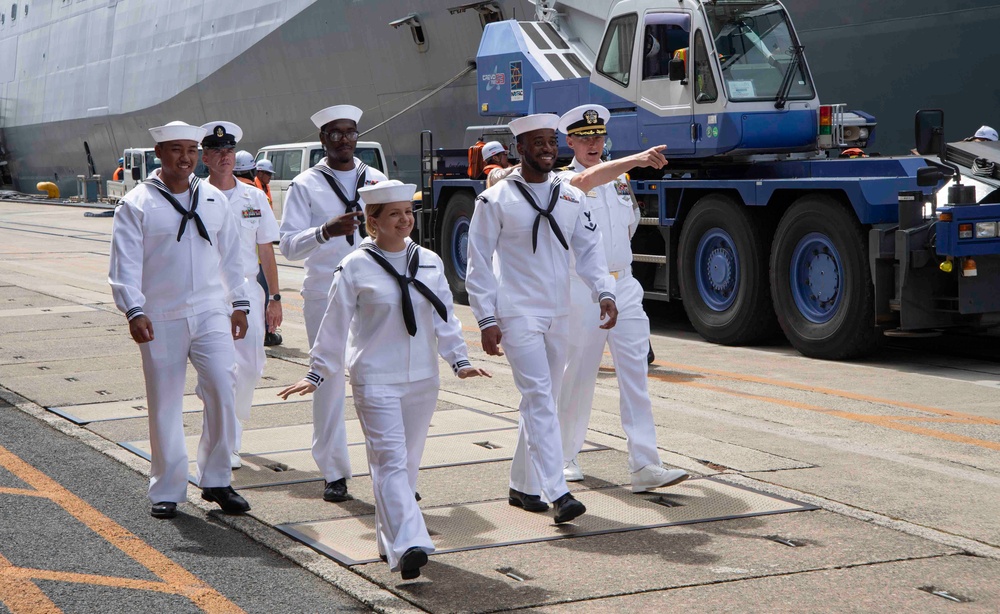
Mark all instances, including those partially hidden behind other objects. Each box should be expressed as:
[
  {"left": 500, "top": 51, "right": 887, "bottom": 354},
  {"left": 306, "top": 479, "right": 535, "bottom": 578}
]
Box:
[{"left": 3, "top": 200, "right": 1000, "bottom": 613}]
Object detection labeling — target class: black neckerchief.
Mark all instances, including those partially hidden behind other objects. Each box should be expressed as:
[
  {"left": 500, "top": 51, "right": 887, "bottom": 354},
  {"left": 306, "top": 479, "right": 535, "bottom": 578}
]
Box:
[
  {"left": 511, "top": 176, "right": 569, "bottom": 252},
  {"left": 316, "top": 162, "right": 369, "bottom": 246},
  {"left": 360, "top": 242, "right": 447, "bottom": 336},
  {"left": 145, "top": 176, "right": 211, "bottom": 244}
]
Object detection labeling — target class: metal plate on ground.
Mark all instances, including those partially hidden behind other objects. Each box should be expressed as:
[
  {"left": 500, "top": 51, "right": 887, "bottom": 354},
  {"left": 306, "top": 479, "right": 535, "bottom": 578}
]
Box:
[
  {"left": 277, "top": 478, "right": 817, "bottom": 565},
  {"left": 117, "top": 407, "right": 605, "bottom": 488},
  {"left": 47, "top": 385, "right": 330, "bottom": 425}
]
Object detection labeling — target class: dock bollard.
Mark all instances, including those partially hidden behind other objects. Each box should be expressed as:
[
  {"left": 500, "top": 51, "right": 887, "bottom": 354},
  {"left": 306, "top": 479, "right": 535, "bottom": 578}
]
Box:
[{"left": 36, "top": 182, "right": 60, "bottom": 199}]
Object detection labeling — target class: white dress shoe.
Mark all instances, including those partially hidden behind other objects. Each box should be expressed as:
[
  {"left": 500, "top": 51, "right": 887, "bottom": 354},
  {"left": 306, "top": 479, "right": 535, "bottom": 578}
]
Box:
[
  {"left": 631, "top": 465, "right": 688, "bottom": 493},
  {"left": 563, "top": 459, "right": 584, "bottom": 482},
  {"left": 230, "top": 451, "right": 242, "bottom": 470}
]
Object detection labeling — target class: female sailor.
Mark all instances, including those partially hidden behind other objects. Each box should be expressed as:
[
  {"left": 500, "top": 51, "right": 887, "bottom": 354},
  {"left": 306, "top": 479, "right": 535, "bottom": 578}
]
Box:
[{"left": 279, "top": 180, "right": 489, "bottom": 580}]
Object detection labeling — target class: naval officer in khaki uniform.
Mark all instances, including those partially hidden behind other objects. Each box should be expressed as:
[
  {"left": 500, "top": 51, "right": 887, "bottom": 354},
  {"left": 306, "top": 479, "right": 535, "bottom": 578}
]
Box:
[
  {"left": 200, "top": 121, "right": 282, "bottom": 469},
  {"left": 108, "top": 121, "right": 252, "bottom": 519},
  {"left": 279, "top": 104, "right": 388, "bottom": 503},
  {"left": 555, "top": 104, "right": 689, "bottom": 491}
]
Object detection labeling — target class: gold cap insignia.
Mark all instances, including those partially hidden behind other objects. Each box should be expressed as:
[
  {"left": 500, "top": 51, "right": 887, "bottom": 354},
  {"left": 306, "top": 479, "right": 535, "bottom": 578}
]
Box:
[
  {"left": 584, "top": 109, "right": 599, "bottom": 125},
  {"left": 215, "top": 126, "right": 225, "bottom": 137}
]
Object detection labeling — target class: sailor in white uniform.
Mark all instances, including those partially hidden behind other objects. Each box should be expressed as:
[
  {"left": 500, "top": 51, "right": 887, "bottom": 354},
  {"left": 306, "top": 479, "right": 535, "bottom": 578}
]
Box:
[
  {"left": 108, "top": 121, "right": 252, "bottom": 519},
  {"left": 466, "top": 113, "right": 618, "bottom": 524},
  {"left": 278, "top": 104, "right": 388, "bottom": 502},
  {"left": 280, "top": 180, "right": 489, "bottom": 580},
  {"left": 555, "top": 105, "right": 689, "bottom": 492},
  {"left": 200, "top": 121, "right": 282, "bottom": 469}
]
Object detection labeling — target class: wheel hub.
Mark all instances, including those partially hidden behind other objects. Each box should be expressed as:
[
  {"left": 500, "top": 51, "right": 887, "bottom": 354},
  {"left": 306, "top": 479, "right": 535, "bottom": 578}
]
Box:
[
  {"left": 806, "top": 249, "right": 839, "bottom": 306},
  {"left": 707, "top": 247, "right": 734, "bottom": 294}
]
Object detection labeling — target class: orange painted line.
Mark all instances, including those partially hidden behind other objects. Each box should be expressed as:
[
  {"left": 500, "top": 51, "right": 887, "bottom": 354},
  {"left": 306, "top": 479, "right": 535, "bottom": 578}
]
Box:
[
  {"left": 652, "top": 359, "right": 1000, "bottom": 426},
  {"left": 0, "top": 553, "right": 61, "bottom": 613},
  {"left": 1, "top": 567, "right": 176, "bottom": 596},
  {"left": 0, "top": 444, "right": 245, "bottom": 614},
  {"left": 648, "top": 373, "right": 1000, "bottom": 453},
  {"left": 0, "top": 486, "right": 47, "bottom": 497}
]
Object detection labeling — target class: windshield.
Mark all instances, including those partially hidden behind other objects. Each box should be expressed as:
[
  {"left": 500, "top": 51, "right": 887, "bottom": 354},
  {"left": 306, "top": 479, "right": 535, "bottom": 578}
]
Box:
[
  {"left": 144, "top": 151, "right": 161, "bottom": 173},
  {"left": 704, "top": 1, "right": 813, "bottom": 102}
]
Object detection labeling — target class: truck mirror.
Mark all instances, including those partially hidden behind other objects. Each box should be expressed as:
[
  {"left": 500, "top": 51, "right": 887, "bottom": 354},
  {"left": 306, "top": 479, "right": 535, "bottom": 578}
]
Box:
[
  {"left": 916, "top": 165, "right": 947, "bottom": 187},
  {"left": 914, "top": 109, "right": 944, "bottom": 156},
  {"left": 131, "top": 167, "right": 141, "bottom": 181},
  {"left": 668, "top": 58, "right": 686, "bottom": 82}
]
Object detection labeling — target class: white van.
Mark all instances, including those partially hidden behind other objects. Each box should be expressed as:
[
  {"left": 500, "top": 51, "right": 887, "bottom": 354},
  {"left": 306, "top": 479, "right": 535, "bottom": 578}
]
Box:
[{"left": 254, "top": 141, "right": 388, "bottom": 220}]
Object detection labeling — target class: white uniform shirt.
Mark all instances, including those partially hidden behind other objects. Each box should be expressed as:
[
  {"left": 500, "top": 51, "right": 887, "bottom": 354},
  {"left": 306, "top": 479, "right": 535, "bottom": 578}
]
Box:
[
  {"left": 224, "top": 179, "right": 280, "bottom": 279},
  {"left": 278, "top": 157, "right": 387, "bottom": 299},
  {"left": 108, "top": 170, "right": 249, "bottom": 321},
  {"left": 466, "top": 169, "right": 616, "bottom": 330},
  {"left": 560, "top": 158, "right": 641, "bottom": 273},
  {"left": 305, "top": 238, "right": 471, "bottom": 386}
]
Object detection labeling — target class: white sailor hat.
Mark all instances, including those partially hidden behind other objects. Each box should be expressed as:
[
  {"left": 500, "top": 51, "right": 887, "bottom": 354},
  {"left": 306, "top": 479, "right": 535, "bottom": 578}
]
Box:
[
  {"left": 256, "top": 159, "right": 275, "bottom": 174},
  {"left": 358, "top": 180, "right": 418, "bottom": 205},
  {"left": 509, "top": 113, "right": 560, "bottom": 138},
  {"left": 233, "top": 150, "right": 256, "bottom": 172},
  {"left": 481, "top": 141, "right": 506, "bottom": 161},
  {"left": 974, "top": 125, "right": 999, "bottom": 142},
  {"left": 200, "top": 121, "right": 242, "bottom": 149},
  {"left": 558, "top": 104, "right": 610, "bottom": 136},
  {"left": 149, "top": 121, "right": 207, "bottom": 144},
  {"left": 311, "top": 104, "right": 363, "bottom": 130}
]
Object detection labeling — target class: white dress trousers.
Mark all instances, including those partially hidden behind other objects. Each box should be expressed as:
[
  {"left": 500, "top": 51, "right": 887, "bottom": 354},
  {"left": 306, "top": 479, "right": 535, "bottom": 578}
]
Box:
[
  {"left": 140, "top": 309, "right": 237, "bottom": 503},
  {"left": 504, "top": 314, "right": 571, "bottom": 502},
  {"left": 303, "top": 296, "right": 352, "bottom": 483},
  {"left": 558, "top": 271, "right": 661, "bottom": 472},
  {"left": 353, "top": 378, "right": 439, "bottom": 571},
  {"left": 233, "top": 280, "right": 266, "bottom": 450}
]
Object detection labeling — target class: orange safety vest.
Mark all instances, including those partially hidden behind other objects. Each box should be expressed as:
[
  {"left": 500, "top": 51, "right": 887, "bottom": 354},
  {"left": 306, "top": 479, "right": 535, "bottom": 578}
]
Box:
[
  {"left": 254, "top": 176, "right": 272, "bottom": 207},
  {"left": 468, "top": 141, "right": 487, "bottom": 179},
  {"left": 237, "top": 177, "right": 255, "bottom": 187},
  {"left": 112, "top": 167, "right": 123, "bottom": 181}
]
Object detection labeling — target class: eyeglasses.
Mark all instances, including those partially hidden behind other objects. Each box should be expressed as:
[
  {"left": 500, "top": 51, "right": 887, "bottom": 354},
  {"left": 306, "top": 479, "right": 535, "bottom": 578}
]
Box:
[{"left": 322, "top": 130, "right": 360, "bottom": 143}]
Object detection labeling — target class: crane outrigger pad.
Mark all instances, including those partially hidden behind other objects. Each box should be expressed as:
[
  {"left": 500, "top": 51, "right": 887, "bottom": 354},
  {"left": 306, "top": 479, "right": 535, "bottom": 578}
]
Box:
[{"left": 276, "top": 478, "right": 817, "bottom": 566}]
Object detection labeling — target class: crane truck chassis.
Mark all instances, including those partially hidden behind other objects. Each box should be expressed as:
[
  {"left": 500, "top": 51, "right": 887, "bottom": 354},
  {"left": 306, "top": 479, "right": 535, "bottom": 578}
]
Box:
[{"left": 415, "top": 0, "right": 1000, "bottom": 360}]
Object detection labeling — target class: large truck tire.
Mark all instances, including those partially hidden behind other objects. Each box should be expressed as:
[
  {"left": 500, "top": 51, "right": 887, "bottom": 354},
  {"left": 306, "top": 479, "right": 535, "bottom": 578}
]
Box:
[
  {"left": 438, "top": 191, "right": 475, "bottom": 305},
  {"left": 769, "top": 195, "right": 878, "bottom": 360},
  {"left": 677, "top": 194, "right": 778, "bottom": 345}
]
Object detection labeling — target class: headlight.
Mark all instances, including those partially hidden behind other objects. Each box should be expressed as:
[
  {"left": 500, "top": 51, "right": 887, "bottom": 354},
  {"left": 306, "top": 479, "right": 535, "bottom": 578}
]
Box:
[{"left": 975, "top": 222, "right": 998, "bottom": 239}]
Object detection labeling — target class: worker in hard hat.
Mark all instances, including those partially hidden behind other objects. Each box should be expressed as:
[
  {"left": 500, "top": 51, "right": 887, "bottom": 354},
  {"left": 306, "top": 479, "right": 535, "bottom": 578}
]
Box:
[
  {"left": 234, "top": 150, "right": 257, "bottom": 186},
  {"left": 964, "top": 126, "right": 999, "bottom": 143},
  {"left": 113, "top": 158, "right": 125, "bottom": 181}
]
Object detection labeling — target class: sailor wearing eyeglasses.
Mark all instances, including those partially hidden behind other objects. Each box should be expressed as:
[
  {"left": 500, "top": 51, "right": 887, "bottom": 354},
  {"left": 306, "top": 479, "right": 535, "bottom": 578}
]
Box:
[{"left": 278, "top": 104, "right": 388, "bottom": 504}]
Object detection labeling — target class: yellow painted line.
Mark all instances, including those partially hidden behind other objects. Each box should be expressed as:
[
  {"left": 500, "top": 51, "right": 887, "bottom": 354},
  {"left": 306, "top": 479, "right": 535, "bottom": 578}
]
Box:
[
  {"left": 648, "top": 373, "right": 1000, "bottom": 453},
  {"left": 652, "top": 359, "right": 1000, "bottom": 426},
  {"left": 0, "top": 444, "right": 245, "bottom": 614},
  {"left": 0, "top": 553, "right": 61, "bottom": 613},
  {"left": 0, "top": 486, "right": 48, "bottom": 498}
]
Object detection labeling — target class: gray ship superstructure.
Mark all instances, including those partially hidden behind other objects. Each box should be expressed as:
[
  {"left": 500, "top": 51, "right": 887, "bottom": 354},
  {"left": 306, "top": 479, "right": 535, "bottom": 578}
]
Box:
[{"left": 1, "top": 0, "right": 999, "bottom": 194}]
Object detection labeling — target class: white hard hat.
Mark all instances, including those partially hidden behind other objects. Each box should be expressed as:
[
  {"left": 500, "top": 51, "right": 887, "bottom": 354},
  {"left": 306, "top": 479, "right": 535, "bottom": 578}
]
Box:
[
  {"left": 256, "top": 159, "right": 275, "bottom": 174},
  {"left": 481, "top": 141, "right": 506, "bottom": 161},
  {"left": 233, "top": 150, "right": 256, "bottom": 172},
  {"left": 974, "top": 126, "right": 999, "bottom": 142}
]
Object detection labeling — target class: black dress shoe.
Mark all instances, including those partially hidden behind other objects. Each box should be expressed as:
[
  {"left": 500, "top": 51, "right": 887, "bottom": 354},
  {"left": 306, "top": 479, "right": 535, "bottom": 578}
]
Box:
[
  {"left": 323, "top": 478, "right": 353, "bottom": 502},
  {"left": 151, "top": 501, "right": 177, "bottom": 519},
  {"left": 508, "top": 488, "right": 549, "bottom": 512},
  {"left": 201, "top": 486, "right": 250, "bottom": 514},
  {"left": 553, "top": 492, "right": 586, "bottom": 524},
  {"left": 647, "top": 341, "right": 655, "bottom": 365},
  {"left": 399, "top": 547, "right": 428, "bottom": 580},
  {"left": 263, "top": 332, "right": 283, "bottom": 346}
]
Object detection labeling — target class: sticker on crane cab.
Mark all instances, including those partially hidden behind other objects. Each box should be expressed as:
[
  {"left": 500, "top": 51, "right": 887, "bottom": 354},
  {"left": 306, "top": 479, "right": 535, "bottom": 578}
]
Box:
[{"left": 510, "top": 61, "right": 524, "bottom": 102}]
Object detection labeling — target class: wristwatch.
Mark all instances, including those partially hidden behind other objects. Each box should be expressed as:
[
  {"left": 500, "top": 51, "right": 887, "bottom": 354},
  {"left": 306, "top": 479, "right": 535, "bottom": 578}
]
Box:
[{"left": 269, "top": 294, "right": 281, "bottom": 302}]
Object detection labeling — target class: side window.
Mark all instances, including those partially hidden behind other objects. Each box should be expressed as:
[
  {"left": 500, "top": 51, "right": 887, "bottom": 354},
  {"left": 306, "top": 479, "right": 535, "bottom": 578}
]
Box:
[
  {"left": 596, "top": 13, "right": 637, "bottom": 87},
  {"left": 124, "top": 154, "right": 131, "bottom": 170},
  {"left": 132, "top": 153, "right": 142, "bottom": 170},
  {"left": 269, "top": 152, "right": 285, "bottom": 180},
  {"left": 283, "top": 150, "right": 303, "bottom": 179},
  {"left": 355, "top": 148, "right": 384, "bottom": 173},
  {"left": 694, "top": 30, "right": 718, "bottom": 104},
  {"left": 309, "top": 148, "right": 325, "bottom": 168},
  {"left": 641, "top": 17, "right": 690, "bottom": 80}
]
